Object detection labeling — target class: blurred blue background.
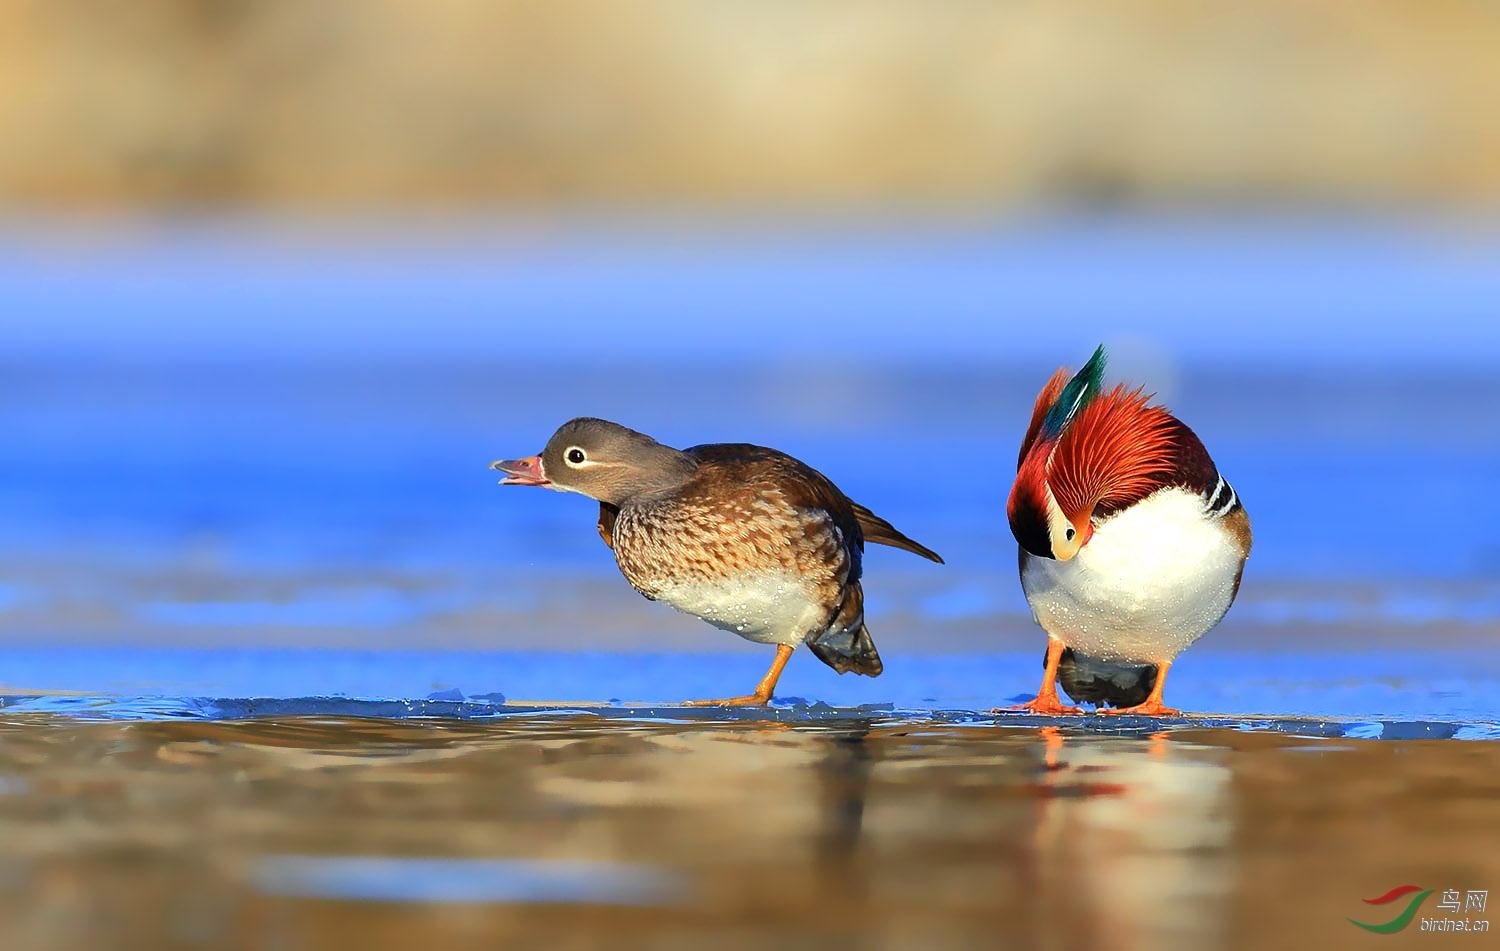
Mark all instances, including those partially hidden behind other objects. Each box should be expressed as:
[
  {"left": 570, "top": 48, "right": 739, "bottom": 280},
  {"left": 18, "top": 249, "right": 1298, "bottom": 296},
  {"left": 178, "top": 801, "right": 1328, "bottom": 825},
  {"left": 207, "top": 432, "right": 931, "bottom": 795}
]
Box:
[{"left": 1, "top": 3, "right": 1497, "bottom": 714}]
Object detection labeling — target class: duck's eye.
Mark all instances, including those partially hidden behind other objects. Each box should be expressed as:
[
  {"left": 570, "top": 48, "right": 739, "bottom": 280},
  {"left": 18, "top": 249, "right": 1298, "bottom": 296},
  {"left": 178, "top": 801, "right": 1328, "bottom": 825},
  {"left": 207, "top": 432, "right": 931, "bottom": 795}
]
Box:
[
  {"left": 565, "top": 447, "right": 587, "bottom": 466},
  {"left": 1065, "top": 527, "right": 1076, "bottom": 541}
]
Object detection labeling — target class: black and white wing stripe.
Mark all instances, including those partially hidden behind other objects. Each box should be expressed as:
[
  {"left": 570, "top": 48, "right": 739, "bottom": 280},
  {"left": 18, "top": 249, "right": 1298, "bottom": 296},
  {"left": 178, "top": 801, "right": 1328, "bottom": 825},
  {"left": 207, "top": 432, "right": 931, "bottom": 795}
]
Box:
[{"left": 1204, "top": 474, "right": 1242, "bottom": 518}]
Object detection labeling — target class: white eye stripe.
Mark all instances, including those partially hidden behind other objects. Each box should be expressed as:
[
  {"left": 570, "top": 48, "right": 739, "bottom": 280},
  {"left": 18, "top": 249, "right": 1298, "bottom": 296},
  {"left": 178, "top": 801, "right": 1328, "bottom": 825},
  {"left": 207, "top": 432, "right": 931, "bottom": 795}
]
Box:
[{"left": 562, "top": 446, "right": 621, "bottom": 470}]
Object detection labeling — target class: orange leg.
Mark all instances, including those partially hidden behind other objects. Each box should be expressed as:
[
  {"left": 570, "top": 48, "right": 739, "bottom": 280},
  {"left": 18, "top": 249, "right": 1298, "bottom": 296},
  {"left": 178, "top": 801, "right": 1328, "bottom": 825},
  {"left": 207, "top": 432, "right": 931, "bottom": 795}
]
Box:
[
  {"left": 1098, "top": 662, "right": 1180, "bottom": 716},
  {"left": 1000, "top": 638, "right": 1082, "bottom": 716},
  {"left": 685, "top": 644, "right": 794, "bottom": 707}
]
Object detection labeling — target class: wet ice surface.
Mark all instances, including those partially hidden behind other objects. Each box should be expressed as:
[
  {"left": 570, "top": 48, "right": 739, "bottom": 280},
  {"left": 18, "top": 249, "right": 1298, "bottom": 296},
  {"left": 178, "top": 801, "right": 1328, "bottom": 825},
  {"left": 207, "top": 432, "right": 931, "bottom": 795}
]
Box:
[
  {"left": 4, "top": 696, "right": 1495, "bottom": 742},
  {"left": 1, "top": 648, "right": 1497, "bottom": 740}
]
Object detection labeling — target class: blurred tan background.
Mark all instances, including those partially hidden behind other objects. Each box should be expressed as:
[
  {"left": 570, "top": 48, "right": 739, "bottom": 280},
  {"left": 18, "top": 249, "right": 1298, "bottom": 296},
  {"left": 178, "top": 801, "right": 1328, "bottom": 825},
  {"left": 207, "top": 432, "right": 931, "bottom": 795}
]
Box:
[{"left": 1, "top": 0, "right": 1497, "bottom": 212}]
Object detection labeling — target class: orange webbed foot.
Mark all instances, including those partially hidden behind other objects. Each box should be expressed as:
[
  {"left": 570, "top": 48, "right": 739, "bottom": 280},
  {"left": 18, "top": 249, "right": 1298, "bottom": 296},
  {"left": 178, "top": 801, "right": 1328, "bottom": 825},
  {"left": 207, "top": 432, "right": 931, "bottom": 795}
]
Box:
[
  {"left": 1097, "top": 700, "right": 1181, "bottom": 717},
  {"left": 683, "top": 694, "right": 772, "bottom": 708},
  {"left": 998, "top": 697, "right": 1084, "bottom": 716},
  {"left": 685, "top": 645, "right": 793, "bottom": 708}
]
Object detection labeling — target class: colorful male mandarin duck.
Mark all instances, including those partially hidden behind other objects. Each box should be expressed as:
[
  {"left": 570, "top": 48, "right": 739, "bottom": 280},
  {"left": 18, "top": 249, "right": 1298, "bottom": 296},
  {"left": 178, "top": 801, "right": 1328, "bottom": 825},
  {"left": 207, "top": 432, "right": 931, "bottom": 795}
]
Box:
[
  {"left": 1006, "top": 346, "right": 1250, "bottom": 716},
  {"left": 493, "top": 418, "right": 942, "bottom": 706}
]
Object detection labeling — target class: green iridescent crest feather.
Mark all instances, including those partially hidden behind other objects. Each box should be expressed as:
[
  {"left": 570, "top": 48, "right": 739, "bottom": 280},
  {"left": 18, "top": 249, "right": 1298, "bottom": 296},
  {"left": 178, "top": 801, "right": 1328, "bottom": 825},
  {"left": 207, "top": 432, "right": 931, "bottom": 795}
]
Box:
[{"left": 1040, "top": 344, "right": 1107, "bottom": 440}]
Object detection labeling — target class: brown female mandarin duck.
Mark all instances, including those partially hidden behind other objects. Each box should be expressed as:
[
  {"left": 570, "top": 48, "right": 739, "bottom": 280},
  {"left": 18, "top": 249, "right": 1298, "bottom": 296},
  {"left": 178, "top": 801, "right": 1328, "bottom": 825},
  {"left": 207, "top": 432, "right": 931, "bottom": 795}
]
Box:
[{"left": 492, "top": 418, "right": 942, "bottom": 705}]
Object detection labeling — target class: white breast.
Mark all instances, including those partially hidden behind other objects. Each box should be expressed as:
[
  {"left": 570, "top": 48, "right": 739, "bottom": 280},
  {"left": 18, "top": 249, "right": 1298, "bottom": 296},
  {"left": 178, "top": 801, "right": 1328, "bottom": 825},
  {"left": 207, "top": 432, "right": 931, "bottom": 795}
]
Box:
[
  {"left": 651, "top": 572, "right": 828, "bottom": 647},
  {"left": 1021, "top": 487, "right": 1244, "bottom": 664}
]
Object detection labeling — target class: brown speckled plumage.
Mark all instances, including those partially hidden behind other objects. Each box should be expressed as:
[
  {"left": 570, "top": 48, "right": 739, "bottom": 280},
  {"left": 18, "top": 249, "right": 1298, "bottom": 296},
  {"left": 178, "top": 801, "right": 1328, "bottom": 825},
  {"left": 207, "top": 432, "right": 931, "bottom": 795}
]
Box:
[{"left": 612, "top": 448, "right": 853, "bottom": 611}]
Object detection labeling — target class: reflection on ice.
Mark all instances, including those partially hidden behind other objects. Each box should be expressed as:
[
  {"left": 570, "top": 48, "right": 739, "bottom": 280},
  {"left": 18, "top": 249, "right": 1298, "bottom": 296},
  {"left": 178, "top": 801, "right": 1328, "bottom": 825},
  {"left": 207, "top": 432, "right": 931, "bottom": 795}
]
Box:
[
  {"left": 0, "top": 713, "right": 1494, "bottom": 948},
  {"left": 1030, "top": 728, "right": 1233, "bottom": 949},
  {"left": 252, "top": 856, "right": 683, "bottom": 905}
]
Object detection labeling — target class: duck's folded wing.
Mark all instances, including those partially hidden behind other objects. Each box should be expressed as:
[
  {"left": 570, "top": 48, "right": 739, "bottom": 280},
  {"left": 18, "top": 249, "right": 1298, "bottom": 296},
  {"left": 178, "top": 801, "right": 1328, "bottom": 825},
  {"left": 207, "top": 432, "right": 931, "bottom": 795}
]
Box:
[
  {"left": 687, "top": 442, "right": 943, "bottom": 565},
  {"left": 850, "top": 502, "right": 944, "bottom": 564},
  {"left": 807, "top": 581, "right": 882, "bottom": 677}
]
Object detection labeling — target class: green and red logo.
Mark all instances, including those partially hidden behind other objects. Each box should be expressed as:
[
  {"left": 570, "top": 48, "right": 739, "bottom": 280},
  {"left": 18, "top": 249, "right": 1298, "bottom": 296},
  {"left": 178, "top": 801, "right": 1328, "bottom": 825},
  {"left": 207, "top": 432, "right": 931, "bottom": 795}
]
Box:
[{"left": 1349, "top": 885, "right": 1433, "bottom": 934}]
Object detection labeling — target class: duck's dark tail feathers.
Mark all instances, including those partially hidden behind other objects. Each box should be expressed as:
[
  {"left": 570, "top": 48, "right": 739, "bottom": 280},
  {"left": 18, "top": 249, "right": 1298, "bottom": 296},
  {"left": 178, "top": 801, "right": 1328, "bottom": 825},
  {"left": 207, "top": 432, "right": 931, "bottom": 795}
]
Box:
[
  {"left": 807, "top": 582, "right": 883, "bottom": 677},
  {"left": 1055, "top": 647, "right": 1158, "bottom": 708},
  {"left": 850, "top": 501, "right": 944, "bottom": 564}
]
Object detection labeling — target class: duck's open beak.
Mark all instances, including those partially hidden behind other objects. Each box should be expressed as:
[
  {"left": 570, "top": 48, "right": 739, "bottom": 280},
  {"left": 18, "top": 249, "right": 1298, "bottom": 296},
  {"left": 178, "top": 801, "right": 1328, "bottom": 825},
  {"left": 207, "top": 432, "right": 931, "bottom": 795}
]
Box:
[{"left": 490, "top": 456, "right": 550, "bottom": 486}]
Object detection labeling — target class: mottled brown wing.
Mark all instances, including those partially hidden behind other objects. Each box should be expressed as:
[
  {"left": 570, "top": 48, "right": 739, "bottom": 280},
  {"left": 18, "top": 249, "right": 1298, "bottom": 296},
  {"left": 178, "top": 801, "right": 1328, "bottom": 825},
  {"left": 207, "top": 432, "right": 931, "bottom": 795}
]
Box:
[
  {"left": 687, "top": 442, "right": 862, "bottom": 535},
  {"left": 682, "top": 444, "right": 863, "bottom": 597},
  {"left": 687, "top": 442, "right": 941, "bottom": 565}
]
